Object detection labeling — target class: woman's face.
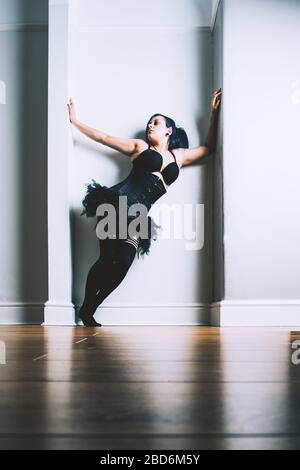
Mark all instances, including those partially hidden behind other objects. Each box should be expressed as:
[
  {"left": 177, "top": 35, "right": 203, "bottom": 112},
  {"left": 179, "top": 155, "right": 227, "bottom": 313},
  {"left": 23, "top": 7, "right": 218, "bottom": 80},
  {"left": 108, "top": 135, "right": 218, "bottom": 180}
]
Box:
[{"left": 147, "top": 115, "right": 172, "bottom": 143}]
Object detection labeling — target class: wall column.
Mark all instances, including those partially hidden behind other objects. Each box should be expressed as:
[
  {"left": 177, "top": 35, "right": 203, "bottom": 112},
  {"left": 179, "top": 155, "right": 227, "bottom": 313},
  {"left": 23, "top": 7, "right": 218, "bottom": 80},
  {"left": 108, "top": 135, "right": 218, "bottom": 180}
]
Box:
[{"left": 44, "top": 0, "right": 75, "bottom": 325}]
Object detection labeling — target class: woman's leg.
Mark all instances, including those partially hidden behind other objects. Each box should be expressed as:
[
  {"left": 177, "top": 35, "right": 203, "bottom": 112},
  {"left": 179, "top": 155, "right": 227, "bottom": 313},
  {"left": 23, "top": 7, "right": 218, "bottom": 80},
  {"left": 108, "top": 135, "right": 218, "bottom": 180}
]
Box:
[
  {"left": 93, "top": 237, "right": 138, "bottom": 304},
  {"left": 78, "top": 238, "right": 118, "bottom": 326},
  {"left": 79, "top": 237, "right": 138, "bottom": 326}
]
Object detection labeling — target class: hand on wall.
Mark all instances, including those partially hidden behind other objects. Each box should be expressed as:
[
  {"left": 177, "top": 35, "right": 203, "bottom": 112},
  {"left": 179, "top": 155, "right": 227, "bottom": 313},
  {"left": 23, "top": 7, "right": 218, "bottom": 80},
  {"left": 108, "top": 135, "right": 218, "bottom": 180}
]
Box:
[
  {"left": 211, "top": 88, "right": 222, "bottom": 111},
  {"left": 67, "top": 98, "right": 77, "bottom": 124}
]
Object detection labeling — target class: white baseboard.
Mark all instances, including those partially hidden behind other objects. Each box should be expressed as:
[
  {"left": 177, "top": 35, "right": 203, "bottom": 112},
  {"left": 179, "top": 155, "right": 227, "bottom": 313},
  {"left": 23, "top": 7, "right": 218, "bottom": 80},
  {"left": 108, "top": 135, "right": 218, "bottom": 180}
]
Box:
[
  {"left": 0, "top": 302, "right": 44, "bottom": 324},
  {"left": 211, "top": 300, "right": 300, "bottom": 326},
  {"left": 0, "top": 302, "right": 210, "bottom": 326},
  {"left": 43, "top": 302, "right": 76, "bottom": 325},
  {"left": 2, "top": 301, "right": 299, "bottom": 327},
  {"left": 75, "top": 303, "right": 211, "bottom": 326}
]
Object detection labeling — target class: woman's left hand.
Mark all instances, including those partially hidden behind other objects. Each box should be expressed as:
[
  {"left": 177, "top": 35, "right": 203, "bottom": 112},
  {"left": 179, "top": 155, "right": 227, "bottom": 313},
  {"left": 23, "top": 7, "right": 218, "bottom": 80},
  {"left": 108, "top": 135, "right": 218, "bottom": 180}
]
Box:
[{"left": 211, "top": 87, "right": 222, "bottom": 111}]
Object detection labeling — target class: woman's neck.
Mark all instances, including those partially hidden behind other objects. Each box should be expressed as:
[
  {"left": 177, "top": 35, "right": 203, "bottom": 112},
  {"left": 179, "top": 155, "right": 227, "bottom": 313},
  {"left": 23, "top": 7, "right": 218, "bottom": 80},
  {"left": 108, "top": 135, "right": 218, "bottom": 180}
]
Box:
[{"left": 150, "top": 142, "right": 169, "bottom": 154}]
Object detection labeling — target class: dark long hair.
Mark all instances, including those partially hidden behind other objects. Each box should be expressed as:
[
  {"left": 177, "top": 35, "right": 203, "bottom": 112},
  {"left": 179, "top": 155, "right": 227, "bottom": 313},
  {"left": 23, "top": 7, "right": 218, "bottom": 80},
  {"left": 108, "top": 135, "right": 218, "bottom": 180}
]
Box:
[{"left": 145, "top": 113, "right": 189, "bottom": 150}]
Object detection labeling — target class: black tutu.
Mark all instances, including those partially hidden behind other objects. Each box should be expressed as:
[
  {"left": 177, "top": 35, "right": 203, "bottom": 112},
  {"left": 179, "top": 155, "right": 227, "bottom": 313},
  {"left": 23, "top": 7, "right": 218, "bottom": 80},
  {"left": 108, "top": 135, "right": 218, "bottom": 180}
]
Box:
[{"left": 80, "top": 179, "right": 161, "bottom": 257}]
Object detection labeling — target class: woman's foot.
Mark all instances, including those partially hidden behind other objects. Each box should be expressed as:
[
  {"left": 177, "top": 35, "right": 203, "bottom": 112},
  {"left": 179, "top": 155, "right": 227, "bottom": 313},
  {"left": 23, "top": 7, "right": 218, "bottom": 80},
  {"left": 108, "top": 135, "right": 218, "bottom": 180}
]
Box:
[{"left": 78, "top": 310, "right": 102, "bottom": 327}]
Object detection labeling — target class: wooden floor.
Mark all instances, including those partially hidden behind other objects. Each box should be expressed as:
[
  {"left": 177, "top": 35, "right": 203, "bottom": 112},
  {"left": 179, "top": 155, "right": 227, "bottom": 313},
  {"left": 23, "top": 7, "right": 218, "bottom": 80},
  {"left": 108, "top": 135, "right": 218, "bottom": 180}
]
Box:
[{"left": 0, "top": 325, "right": 299, "bottom": 450}]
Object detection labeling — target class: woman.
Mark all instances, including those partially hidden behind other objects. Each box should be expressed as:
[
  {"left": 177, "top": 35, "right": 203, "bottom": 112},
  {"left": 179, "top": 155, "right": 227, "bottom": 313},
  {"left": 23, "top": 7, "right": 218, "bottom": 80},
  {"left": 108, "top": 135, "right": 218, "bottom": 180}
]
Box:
[{"left": 67, "top": 88, "right": 222, "bottom": 326}]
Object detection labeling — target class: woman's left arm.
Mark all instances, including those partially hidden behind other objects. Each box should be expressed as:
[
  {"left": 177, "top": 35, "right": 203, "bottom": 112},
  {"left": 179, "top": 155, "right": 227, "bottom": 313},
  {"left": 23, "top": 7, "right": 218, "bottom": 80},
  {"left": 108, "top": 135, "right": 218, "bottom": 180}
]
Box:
[{"left": 179, "top": 88, "right": 222, "bottom": 167}]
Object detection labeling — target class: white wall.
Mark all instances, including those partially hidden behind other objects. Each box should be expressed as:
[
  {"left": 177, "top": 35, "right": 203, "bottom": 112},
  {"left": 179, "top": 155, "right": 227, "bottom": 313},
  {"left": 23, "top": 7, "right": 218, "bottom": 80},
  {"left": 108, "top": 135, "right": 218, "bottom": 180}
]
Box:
[
  {"left": 70, "top": 0, "right": 212, "bottom": 28},
  {"left": 3, "top": 0, "right": 297, "bottom": 326},
  {"left": 69, "top": 0, "right": 215, "bottom": 324},
  {"left": 0, "top": 0, "right": 48, "bottom": 323},
  {"left": 214, "top": 0, "right": 300, "bottom": 325}
]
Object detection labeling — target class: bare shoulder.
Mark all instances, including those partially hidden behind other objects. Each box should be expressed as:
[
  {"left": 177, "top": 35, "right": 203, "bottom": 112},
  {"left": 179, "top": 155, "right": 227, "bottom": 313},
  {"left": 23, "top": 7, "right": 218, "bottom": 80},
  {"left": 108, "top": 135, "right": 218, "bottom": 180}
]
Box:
[
  {"left": 130, "top": 139, "right": 148, "bottom": 161},
  {"left": 172, "top": 148, "right": 185, "bottom": 168}
]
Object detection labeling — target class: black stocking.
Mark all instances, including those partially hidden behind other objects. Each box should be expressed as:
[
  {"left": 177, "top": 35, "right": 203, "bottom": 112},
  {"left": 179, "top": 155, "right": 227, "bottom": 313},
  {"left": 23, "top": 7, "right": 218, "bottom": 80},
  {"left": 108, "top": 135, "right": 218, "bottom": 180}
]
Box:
[{"left": 79, "top": 237, "right": 138, "bottom": 326}]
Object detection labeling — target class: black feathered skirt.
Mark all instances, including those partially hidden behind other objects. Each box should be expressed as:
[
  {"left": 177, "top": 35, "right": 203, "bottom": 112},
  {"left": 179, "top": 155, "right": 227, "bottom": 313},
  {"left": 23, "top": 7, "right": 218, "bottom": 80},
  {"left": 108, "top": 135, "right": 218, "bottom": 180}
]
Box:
[{"left": 80, "top": 179, "right": 161, "bottom": 258}]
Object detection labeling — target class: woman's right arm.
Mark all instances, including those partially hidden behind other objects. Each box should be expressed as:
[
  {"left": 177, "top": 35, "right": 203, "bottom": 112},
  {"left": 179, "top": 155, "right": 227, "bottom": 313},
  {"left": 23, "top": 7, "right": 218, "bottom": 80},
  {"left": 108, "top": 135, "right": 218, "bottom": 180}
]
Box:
[{"left": 67, "top": 98, "right": 143, "bottom": 156}]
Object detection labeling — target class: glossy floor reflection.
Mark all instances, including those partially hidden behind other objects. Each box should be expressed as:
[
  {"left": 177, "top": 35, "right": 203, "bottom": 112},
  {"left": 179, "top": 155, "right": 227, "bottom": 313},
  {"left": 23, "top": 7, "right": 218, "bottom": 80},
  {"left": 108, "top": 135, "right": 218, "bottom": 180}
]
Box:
[{"left": 0, "top": 325, "right": 299, "bottom": 449}]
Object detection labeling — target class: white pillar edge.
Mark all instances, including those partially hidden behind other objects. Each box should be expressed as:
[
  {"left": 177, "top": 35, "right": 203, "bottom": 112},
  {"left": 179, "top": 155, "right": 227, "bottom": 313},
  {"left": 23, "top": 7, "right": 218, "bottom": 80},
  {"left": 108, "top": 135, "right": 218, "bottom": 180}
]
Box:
[{"left": 44, "top": 0, "right": 75, "bottom": 325}]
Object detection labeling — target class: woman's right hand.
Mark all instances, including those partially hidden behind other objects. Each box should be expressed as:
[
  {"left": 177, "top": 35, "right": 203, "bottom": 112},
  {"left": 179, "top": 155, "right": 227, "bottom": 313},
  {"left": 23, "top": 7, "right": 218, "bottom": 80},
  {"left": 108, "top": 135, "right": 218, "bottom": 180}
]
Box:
[{"left": 67, "top": 97, "right": 77, "bottom": 124}]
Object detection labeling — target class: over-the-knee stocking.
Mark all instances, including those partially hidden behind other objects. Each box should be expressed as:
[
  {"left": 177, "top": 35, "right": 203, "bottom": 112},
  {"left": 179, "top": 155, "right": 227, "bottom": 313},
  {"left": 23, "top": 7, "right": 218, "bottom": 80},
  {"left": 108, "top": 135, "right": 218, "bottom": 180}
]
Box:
[
  {"left": 79, "top": 238, "right": 137, "bottom": 320},
  {"left": 93, "top": 239, "right": 137, "bottom": 308},
  {"left": 79, "top": 238, "right": 118, "bottom": 317}
]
